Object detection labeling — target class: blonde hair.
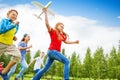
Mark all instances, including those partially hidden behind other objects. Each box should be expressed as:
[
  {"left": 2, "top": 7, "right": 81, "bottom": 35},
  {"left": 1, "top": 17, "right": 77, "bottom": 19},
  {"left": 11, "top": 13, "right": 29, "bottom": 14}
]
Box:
[
  {"left": 54, "top": 22, "right": 69, "bottom": 41},
  {"left": 7, "top": 9, "right": 18, "bottom": 17}
]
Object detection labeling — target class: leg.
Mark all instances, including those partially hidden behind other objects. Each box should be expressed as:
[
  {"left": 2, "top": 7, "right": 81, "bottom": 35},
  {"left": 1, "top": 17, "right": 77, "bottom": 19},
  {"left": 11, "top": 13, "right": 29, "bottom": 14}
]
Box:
[
  {"left": 2, "top": 61, "right": 16, "bottom": 74},
  {"left": 2, "top": 44, "right": 21, "bottom": 74},
  {"left": 32, "top": 57, "right": 54, "bottom": 80},
  {"left": 34, "top": 69, "right": 40, "bottom": 73},
  {"left": 16, "top": 59, "right": 28, "bottom": 78},
  {"left": 49, "top": 50, "right": 70, "bottom": 80},
  {"left": 7, "top": 64, "right": 17, "bottom": 79}
]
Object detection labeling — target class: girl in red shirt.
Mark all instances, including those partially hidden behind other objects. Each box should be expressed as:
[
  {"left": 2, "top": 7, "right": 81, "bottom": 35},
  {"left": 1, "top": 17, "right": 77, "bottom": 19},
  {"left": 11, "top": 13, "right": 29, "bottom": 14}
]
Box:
[{"left": 32, "top": 8, "right": 79, "bottom": 80}]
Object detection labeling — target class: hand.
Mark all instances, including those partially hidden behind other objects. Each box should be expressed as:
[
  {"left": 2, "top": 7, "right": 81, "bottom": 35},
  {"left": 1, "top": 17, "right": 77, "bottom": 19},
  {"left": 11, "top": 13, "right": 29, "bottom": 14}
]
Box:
[
  {"left": 28, "top": 44, "right": 32, "bottom": 48},
  {"left": 13, "top": 36, "right": 17, "bottom": 41},
  {"left": 75, "top": 40, "right": 79, "bottom": 44},
  {"left": 42, "top": 8, "right": 47, "bottom": 14},
  {"left": 14, "top": 21, "right": 19, "bottom": 25}
]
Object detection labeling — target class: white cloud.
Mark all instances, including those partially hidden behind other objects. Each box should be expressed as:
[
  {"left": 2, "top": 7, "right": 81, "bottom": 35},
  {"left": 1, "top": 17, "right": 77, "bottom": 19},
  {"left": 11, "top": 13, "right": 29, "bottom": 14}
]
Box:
[
  {"left": 0, "top": 4, "right": 120, "bottom": 61},
  {"left": 117, "top": 16, "right": 120, "bottom": 19}
]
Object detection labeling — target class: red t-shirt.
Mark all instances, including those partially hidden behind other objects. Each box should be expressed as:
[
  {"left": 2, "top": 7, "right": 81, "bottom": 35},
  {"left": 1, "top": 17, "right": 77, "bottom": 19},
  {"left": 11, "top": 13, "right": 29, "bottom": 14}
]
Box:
[{"left": 48, "top": 28, "right": 66, "bottom": 52}]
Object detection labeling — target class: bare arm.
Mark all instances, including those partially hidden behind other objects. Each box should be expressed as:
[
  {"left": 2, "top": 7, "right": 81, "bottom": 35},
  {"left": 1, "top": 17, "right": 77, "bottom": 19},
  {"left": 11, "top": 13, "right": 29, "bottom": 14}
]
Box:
[
  {"left": 42, "top": 8, "right": 51, "bottom": 32},
  {"left": 64, "top": 40, "right": 79, "bottom": 44},
  {"left": 28, "top": 59, "right": 36, "bottom": 67},
  {"left": 18, "top": 45, "right": 32, "bottom": 50}
]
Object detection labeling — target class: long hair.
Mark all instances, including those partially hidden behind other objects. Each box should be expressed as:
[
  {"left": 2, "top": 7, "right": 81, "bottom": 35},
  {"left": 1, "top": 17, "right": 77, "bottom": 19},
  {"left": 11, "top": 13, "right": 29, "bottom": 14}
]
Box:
[
  {"left": 21, "top": 34, "right": 28, "bottom": 41},
  {"left": 54, "top": 22, "right": 69, "bottom": 41}
]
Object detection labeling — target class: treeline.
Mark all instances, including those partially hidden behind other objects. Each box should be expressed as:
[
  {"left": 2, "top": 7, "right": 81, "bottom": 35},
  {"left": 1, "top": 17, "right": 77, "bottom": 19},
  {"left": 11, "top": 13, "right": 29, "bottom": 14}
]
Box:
[{"left": 0, "top": 40, "right": 120, "bottom": 80}]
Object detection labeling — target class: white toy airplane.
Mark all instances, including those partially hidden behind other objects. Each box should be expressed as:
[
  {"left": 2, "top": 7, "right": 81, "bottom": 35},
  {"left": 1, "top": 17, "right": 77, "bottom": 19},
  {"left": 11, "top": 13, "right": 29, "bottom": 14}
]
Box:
[{"left": 32, "top": 1, "right": 55, "bottom": 19}]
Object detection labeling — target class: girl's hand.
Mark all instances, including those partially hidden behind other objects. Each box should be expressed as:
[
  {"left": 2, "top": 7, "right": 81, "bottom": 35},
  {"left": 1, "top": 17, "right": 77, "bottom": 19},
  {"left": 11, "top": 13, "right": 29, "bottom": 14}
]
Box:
[
  {"left": 75, "top": 40, "right": 79, "bottom": 44},
  {"left": 42, "top": 8, "right": 47, "bottom": 13},
  {"left": 28, "top": 44, "right": 32, "bottom": 48}
]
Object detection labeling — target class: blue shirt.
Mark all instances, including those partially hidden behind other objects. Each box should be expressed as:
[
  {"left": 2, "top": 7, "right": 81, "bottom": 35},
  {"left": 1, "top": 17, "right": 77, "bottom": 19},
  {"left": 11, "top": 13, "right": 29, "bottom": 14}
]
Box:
[
  {"left": 18, "top": 41, "right": 27, "bottom": 61},
  {"left": 0, "top": 18, "right": 19, "bottom": 34}
]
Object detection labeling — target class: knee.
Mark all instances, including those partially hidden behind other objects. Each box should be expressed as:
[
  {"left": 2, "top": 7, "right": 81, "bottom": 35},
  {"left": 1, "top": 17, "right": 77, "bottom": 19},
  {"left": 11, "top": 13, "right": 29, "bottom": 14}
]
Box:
[
  {"left": 65, "top": 59, "right": 69, "bottom": 65},
  {"left": 23, "top": 65, "right": 28, "bottom": 70}
]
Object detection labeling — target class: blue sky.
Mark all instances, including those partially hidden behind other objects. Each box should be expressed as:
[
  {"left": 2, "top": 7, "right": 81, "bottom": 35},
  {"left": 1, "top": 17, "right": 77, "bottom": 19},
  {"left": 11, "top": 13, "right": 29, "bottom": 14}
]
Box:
[
  {"left": 0, "top": 0, "right": 120, "bottom": 26},
  {"left": 0, "top": 0, "right": 120, "bottom": 59}
]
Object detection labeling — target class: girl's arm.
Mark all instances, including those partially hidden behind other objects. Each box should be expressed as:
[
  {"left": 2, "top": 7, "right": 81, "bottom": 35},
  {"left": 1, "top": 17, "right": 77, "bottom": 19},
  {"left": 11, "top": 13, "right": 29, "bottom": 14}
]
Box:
[
  {"left": 18, "top": 45, "right": 32, "bottom": 50},
  {"left": 64, "top": 40, "right": 79, "bottom": 44},
  {"left": 42, "top": 8, "right": 51, "bottom": 32}
]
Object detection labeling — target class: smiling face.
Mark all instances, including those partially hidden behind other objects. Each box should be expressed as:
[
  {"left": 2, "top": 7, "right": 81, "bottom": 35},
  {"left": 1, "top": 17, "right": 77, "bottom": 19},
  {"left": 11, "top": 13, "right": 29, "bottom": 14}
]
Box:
[
  {"left": 55, "top": 22, "right": 64, "bottom": 32},
  {"left": 57, "top": 24, "right": 64, "bottom": 32},
  {"left": 7, "top": 10, "right": 18, "bottom": 21},
  {"left": 25, "top": 34, "right": 30, "bottom": 42}
]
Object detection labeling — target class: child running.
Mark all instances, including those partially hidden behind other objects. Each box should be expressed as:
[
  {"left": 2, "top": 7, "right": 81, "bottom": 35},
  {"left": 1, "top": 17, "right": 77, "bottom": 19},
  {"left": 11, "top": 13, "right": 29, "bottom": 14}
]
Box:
[
  {"left": 32, "top": 8, "right": 79, "bottom": 80},
  {"left": 29, "top": 52, "right": 45, "bottom": 73},
  {"left": 0, "top": 9, "right": 21, "bottom": 80},
  {"left": 8, "top": 34, "right": 32, "bottom": 80}
]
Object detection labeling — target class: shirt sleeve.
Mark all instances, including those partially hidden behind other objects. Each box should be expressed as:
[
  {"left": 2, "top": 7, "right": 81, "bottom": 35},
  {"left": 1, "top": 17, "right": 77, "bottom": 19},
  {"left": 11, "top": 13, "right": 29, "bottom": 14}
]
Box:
[
  {"left": 0, "top": 18, "right": 17, "bottom": 34},
  {"left": 18, "top": 42, "right": 25, "bottom": 47}
]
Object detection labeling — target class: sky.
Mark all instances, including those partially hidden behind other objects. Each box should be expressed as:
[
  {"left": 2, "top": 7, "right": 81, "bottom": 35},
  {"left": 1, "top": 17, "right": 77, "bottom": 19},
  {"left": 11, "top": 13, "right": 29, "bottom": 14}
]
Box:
[{"left": 0, "top": 0, "right": 120, "bottom": 61}]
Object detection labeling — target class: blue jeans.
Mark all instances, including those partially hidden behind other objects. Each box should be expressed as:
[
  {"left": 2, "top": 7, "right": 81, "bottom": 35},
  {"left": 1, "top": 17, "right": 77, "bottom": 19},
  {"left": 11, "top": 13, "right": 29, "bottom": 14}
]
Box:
[
  {"left": 34, "top": 69, "right": 40, "bottom": 73},
  {"left": 16, "top": 58, "right": 28, "bottom": 79},
  {"left": 8, "top": 64, "right": 17, "bottom": 79},
  {"left": 32, "top": 50, "right": 70, "bottom": 80}
]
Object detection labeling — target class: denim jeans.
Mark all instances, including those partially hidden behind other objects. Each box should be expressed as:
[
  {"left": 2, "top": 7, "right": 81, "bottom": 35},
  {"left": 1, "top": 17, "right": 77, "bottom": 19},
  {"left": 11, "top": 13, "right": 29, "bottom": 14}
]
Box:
[
  {"left": 16, "top": 58, "right": 28, "bottom": 79},
  {"left": 32, "top": 50, "right": 70, "bottom": 80},
  {"left": 7, "top": 64, "right": 17, "bottom": 79},
  {"left": 34, "top": 69, "right": 40, "bottom": 73}
]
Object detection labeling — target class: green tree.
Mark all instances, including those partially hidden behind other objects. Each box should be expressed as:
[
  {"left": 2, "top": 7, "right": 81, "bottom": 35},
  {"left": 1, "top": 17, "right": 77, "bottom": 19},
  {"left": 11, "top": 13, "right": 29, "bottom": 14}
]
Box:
[
  {"left": 107, "top": 47, "right": 118, "bottom": 79},
  {"left": 92, "top": 47, "right": 107, "bottom": 79},
  {"left": 83, "top": 48, "right": 92, "bottom": 80},
  {"left": 70, "top": 52, "right": 80, "bottom": 79}
]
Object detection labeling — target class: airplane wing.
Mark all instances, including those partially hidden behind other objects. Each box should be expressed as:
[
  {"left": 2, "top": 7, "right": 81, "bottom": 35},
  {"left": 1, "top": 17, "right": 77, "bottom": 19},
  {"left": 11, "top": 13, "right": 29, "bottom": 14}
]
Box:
[
  {"left": 32, "top": 1, "right": 45, "bottom": 9},
  {"left": 47, "top": 9, "right": 55, "bottom": 16}
]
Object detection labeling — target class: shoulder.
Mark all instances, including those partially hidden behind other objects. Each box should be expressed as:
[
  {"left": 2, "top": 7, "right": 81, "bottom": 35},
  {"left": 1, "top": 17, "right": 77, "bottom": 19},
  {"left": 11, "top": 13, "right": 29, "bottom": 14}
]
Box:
[
  {"left": 0, "top": 18, "right": 10, "bottom": 22},
  {"left": 35, "top": 57, "right": 40, "bottom": 60},
  {"left": 18, "top": 41, "right": 26, "bottom": 46},
  {"left": 49, "top": 28, "right": 55, "bottom": 33}
]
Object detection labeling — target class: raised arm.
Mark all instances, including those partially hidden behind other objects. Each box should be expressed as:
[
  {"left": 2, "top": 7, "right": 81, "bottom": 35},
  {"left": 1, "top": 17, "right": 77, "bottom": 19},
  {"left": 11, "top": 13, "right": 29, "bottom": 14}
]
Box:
[{"left": 42, "top": 8, "right": 51, "bottom": 32}]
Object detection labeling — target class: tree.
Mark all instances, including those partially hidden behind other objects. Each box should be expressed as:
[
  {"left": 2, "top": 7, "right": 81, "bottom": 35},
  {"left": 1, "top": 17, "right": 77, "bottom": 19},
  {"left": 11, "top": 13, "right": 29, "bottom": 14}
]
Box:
[
  {"left": 107, "top": 47, "right": 118, "bottom": 79},
  {"left": 83, "top": 48, "right": 92, "bottom": 80},
  {"left": 92, "top": 47, "right": 107, "bottom": 79}
]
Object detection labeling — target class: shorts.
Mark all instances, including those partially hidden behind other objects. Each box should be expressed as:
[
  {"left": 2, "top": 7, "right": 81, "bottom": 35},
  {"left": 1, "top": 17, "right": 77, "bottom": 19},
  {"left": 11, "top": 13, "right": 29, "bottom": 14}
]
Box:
[{"left": 0, "top": 42, "right": 21, "bottom": 63}]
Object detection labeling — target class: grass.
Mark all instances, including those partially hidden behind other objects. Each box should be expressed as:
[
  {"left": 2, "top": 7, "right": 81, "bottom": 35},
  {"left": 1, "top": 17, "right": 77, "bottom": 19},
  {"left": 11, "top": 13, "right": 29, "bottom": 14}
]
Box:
[{"left": 8, "top": 74, "right": 118, "bottom": 80}]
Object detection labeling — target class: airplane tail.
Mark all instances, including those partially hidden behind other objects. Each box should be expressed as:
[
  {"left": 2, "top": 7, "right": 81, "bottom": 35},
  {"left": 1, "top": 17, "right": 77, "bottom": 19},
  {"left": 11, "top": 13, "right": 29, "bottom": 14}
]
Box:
[{"left": 33, "top": 14, "right": 42, "bottom": 20}]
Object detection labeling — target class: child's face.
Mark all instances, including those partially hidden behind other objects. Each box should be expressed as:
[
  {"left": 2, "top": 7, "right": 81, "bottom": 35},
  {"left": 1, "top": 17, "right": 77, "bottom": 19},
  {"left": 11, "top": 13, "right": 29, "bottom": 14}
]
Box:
[
  {"left": 40, "top": 52, "right": 44, "bottom": 58},
  {"left": 7, "top": 11, "right": 18, "bottom": 21},
  {"left": 25, "top": 35, "right": 30, "bottom": 41},
  {"left": 57, "top": 24, "right": 64, "bottom": 32}
]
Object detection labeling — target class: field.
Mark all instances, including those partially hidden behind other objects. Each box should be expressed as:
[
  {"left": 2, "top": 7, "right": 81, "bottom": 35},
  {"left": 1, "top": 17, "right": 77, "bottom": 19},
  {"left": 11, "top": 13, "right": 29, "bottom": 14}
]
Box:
[{"left": 8, "top": 74, "right": 118, "bottom": 80}]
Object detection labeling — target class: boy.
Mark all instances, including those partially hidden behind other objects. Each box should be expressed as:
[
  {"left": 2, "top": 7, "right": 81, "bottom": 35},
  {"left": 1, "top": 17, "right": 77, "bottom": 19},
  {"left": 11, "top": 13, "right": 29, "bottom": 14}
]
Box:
[{"left": 0, "top": 9, "right": 21, "bottom": 80}]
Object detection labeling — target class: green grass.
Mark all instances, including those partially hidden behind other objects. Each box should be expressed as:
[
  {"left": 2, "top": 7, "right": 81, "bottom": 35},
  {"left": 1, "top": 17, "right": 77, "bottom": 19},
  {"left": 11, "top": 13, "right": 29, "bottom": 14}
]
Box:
[
  {"left": 10, "top": 73, "right": 81, "bottom": 80},
  {"left": 9, "top": 74, "right": 117, "bottom": 80}
]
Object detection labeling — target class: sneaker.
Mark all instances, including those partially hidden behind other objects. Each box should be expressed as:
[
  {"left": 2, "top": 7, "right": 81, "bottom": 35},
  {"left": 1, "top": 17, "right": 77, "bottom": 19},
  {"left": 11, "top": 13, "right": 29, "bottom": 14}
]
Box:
[{"left": 0, "top": 72, "right": 9, "bottom": 80}]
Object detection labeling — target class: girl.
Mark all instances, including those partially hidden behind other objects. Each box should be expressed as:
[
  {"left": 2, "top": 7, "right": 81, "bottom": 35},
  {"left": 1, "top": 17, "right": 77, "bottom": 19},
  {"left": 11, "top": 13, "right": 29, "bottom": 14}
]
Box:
[
  {"left": 32, "top": 8, "right": 79, "bottom": 80},
  {"left": 8, "top": 34, "right": 32, "bottom": 80},
  {"left": 0, "top": 9, "right": 21, "bottom": 80},
  {"left": 15, "top": 34, "right": 32, "bottom": 80}
]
